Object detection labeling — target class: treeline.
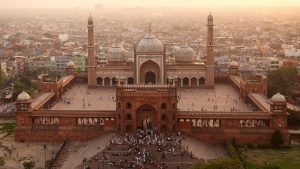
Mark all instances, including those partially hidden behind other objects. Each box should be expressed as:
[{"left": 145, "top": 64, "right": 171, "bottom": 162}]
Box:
[{"left": 267, "top": 67, "right": 299, "bottom": 98}]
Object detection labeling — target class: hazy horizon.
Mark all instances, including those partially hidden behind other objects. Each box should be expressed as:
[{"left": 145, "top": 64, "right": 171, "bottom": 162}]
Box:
[{"left": 0, "top": 0, "right": 300, "bottom": 9}]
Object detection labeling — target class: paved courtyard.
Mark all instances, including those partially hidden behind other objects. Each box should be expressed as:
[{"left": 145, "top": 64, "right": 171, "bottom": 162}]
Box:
[
  {"left": 177, "top": 84, "right": 254, "bottom": 112},
  {"left": 59, "top": 132, "right": 113, "bottom": 169},
  {"left": 50, "top": 84, "right": 255, "bottom": 112},
  {"left": 50, "top": 84, "right": 116, "bottom": 111}
]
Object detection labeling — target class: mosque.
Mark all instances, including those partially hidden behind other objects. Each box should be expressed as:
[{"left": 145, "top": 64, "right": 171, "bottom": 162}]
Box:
[
  {"left": 87, "top": 13, "right": 214, "bottom": 88},
  {"left": 14, "top": 13, "right": 290, "bottom": 146}
]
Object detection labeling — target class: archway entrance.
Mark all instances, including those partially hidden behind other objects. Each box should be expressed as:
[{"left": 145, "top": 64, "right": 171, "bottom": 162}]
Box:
[
  {"left": 126, "top": 125, "right": 133, "bottom": 133},
  {"left": 145, "top": 71, "right": 156, "bottom": 84},
  {"left": 139, "top": 60, "right": 160, "bottom": 84},
  {"left": 136, "top": 104, "right": 156, "bottom": 130}
]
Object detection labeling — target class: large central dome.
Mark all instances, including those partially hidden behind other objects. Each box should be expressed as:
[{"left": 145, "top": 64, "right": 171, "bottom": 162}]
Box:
[{"left": 136, "top": 29, "right": 164, "bottom": 53}]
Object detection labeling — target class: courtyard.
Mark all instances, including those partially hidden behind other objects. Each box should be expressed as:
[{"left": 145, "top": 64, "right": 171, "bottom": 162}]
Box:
[{"left": 50, "top": 84, "right": 255, "bottom": 112}]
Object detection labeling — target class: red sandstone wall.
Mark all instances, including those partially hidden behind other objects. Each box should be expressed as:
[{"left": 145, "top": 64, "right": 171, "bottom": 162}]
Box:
[
  {"left": 185, "top": 129, "right": 289, "bottom": 146},
  {"left": 15, "top": 128, "right": 112, "bottom": 142}
]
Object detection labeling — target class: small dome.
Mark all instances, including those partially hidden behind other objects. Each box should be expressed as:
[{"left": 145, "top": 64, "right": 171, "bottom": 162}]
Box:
[
  {"left": 66, "top": 60, "right": 75, "bottom": 67},
  {"left": 107, "top": 43, "right": 127, "bottom": 62},
  {"left": 271, "top": 92, "right": 286, "bottom": 102},
  {"left": 17, "top": 91, "right": 31, "bottom": 101},
  {"left": 136, "top": 29, "right": 164, "bottom": 53},
  {"left": 229, "top": 61, "right": 239, "bottom": 67},
  {"left": 174, "top": 45, "right": 195, "bottom": 62}
]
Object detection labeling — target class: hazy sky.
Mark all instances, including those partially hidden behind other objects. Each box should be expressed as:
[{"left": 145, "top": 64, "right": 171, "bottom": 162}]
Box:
[{"left": 0, "top": 0, "right": 299, "bottom": 8}]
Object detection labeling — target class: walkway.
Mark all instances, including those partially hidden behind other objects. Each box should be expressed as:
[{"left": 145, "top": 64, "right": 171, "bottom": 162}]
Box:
[
  {"left": 181, "top": 135, "right": 227, "bottom": 160},
  {"left": 60, "top": 132, "right": 114, "bottom": 169}
]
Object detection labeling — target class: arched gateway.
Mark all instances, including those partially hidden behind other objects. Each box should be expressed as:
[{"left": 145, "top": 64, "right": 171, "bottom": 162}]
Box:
[
  {"left": 136, "top": 104, "right": 156, "bottom": 130},
  {"left": 116, "top": 85, "right": 177, "bottom": 133}
]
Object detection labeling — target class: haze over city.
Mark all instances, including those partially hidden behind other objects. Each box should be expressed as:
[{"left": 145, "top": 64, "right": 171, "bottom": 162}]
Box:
[{"left": 0, "top": 0, "right": 300, "bottom": 8}]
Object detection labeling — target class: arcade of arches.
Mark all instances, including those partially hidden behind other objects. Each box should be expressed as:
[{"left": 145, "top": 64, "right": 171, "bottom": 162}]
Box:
[{"left": 96, "top": 76, "right": 206, "bottom": 87}]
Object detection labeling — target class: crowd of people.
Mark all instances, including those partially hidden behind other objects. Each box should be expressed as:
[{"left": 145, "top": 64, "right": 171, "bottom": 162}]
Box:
[{"left": 81, "top": 129, "right": 198, "bottom": 169}]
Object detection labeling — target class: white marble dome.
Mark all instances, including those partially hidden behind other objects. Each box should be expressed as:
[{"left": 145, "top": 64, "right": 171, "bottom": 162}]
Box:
[
  {"left": 136, "top": 31, "right": 164, "bottom": 53},
  {"left": 271, "top": 92, "right": 286, "bottom": 102},
  {"left": 107, "top": 43, "right": 127, "bottom": 62},
  {"left": 17, "top": 91, "right": 31, "bottom": 101},
  {"left": 66, "top": 60, "right": 75, "bottom": 67},
  {"left": 174, "top": 45, "right": 195, "bottom": 62}
]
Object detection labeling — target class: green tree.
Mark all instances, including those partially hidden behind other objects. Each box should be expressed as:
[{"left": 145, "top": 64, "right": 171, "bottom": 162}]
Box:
[
  {"left": 261, "top": 163, "right": 281, "bottom": 169},
  {"left": 23, "top": 160, "right": 35, "bottom": 169},
  {"left": 192, "top": 158, "right": 244, "bottom": 169},
  {"left": 271, "top": 130, "right": 284, "bottom": 147},
  {"left": 0, "top": 122, "right": 16, "bottom": 136},
  {"left": 0, "top": 157, "right": 5, "bottom": 167},
  {"left": 0, "top": 69, "right": 6, "bottom": 87},
  {"left": 288, "top": 110, "right": 300, "bottom": 127},
  {"left": 267, "top": 67, "right": 298, "bottom": 97},
  {"left": 12, "top": 76, "right": 37, "bottom": 100}
]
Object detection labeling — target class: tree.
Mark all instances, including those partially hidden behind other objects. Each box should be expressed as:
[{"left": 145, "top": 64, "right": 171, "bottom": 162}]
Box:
[
  {"left": 192, "top": 158, "right": 244, "bottom": 169},
  {"left": 0, "top": 157, "right": 5, "bottom": 167},
  {"left": 23, "top": 160, "right": 35, "bottom": 169},
  {"left": 271, "top": 130, "right": 284, "bottom": 147},
  {"left": 287, "top": 110, "right": 300, "bottom": 127},
  {"left": 267, "top": 67, "right": 298, "bottom": 97},
  {"left": 0, "top": 122, "right": 16, "bottom": 136},
  {"left": 12, "top": 76, "right": 37, "bottom": 100},
  {"left": 0, "top": 69, "right": 6, "bottom": 87},
  {"left": 261, "top": 163, "right": 281, "bottom": 169}
]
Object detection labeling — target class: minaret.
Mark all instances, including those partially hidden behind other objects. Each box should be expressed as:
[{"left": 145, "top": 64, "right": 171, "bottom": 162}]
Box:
[
  {"left": 206, "top": 12, "right": 215, "bottom": 88},
  {"left": 87, "top": 14, "right": 96, "bottom": 87}
]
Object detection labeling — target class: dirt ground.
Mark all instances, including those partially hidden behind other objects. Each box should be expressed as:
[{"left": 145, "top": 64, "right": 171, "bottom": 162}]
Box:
[{"left": 0, "top": 131, "right": 62, "bottom": 169}]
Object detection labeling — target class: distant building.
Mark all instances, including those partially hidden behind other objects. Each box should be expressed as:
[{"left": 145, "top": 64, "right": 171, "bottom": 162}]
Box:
[
  {"left": 13, "top": 56, "right": 27, "bottom": 76},
  {"left": 97, "top": 52, "right": 107, "bottom": 64},
  {"left": 263, "top": 57, "right": 280, "bottom": 71},
  {"left": 282, "top": 44, "right": 300, "bottom": 57},
  {"left": 26, "top": 56, "right": 56, "bottom": 72},
  {"left": 59, "top": 34, "right": 69, "bottom": 42},
  {"left": 55, "top": 55, "right": 71, "bottom": 73}
]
